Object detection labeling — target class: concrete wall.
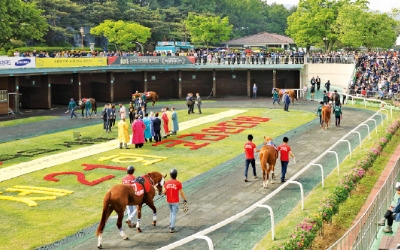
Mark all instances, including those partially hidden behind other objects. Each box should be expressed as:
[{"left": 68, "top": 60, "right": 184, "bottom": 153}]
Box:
[{"left": 301, "top": 63, "right": 355, "bottom": 90}]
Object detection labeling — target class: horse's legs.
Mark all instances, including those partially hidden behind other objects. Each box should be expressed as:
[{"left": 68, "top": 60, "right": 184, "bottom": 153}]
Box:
[
  {"left": 136, "top": 204, "right": 142, "bottom": 232},
  {"left": 146, "top": 200, "right": 157, "bottom": 226},
  {"left": 116, "top": 210, "right": 128, "bottom": 240}
]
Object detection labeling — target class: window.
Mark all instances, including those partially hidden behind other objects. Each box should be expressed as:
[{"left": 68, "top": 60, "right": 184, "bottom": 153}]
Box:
[{"left": 0, "top": 90, "right": 7, "bottom": 102}]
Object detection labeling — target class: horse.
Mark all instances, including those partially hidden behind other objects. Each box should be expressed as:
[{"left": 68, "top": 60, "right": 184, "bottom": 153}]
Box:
[
  {"left": 329, "top": 91, "right": 341, "bottom": 108},
  {"left": 275, "top": 88, "right": 298, "bottom": 104},
  {"left": 96, "top": 171, "right": 166, "bottom": 249},
  {"left": 132, "top": 91, "right": 159, "bottom": 107},
  {"left": 78, "top": 98, "right": 97, "bottom": 117},
  {"left": 259, "top": 142, "right": 278, "bottom": 188},
  {"left": 321, "top": 105, "right": 331, "bottom": 129}
]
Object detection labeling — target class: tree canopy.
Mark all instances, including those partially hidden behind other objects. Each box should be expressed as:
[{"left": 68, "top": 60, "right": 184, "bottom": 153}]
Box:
[
  {"left": 90, "top": 20, "right": 151, "bottom": 51},
  {"left": 184, "top": 13, "right": 232, "bottom": 48},
  {"left": 0, "top": 0, "right": 48, "bottom": 50}
]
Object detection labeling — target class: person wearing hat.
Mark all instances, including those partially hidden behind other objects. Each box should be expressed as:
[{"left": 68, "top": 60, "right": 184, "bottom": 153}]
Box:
[
  {"left": 316, "top": 101, "right": 324, "bottom": 126},
  {"left": 272, "top": 88, "right": 279, "bottom": 105},
  {"left": 122, "top": 165, "right": 136, "bottom": 228},
  {"left": 163, "top": 169, "right": 187, "bottom": 233},
  {"left": 378, "top": 184, "right": 400, "bottom": 233},
  {"left": 68, "top": 98, "right": 77, "bottom": 119}
]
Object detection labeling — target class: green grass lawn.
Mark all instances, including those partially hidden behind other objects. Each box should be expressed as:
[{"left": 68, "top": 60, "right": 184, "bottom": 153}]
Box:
[{"left": 0, "top": 107, "right": 315, "bottom": 250}]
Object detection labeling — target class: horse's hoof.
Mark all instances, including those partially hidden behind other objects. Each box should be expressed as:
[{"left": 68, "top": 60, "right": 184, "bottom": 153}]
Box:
[
  {"left": 126, "top": 220, "right": 134, "bottom": 228},
  {"left": 153, "top": 221, "right": 156, "bottom": 226},
  {"left": 137, "top": 228, "right": 142, "bottom": 233},
  {"left": 98, "top": 245, "right": 102, "bottom": 249},
  {"left": 123, "top": 236, "right": 129, "bottom": 240}
]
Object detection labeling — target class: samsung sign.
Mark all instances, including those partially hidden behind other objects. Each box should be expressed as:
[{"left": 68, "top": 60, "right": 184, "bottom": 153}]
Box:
[{"left": 0, "top": 57, "right": 36, "bottom": 69}]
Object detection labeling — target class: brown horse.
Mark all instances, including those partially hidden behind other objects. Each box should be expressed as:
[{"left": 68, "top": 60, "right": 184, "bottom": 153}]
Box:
[
  {"left": 275, "top": 88, "right": 298, "bottom": 104},
  {"left": 132, "top": 91, "right": 159, "bottom": 107},
  {"left": 259, "top": 141, "right": 278, "bottom": 188},
  {"left": 96, "top": 171, "right": 166, "bottom": 249},
  {"left": 78, "top": 98, "right": 97, "bottom": 117},
  {"left": 321, "top": 105, "right": 331, "bottom": 129}
]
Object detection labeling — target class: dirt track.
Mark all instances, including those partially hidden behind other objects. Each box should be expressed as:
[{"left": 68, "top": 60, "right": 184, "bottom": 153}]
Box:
[{"left": 18, "top": 92, "right": 380, "bottom": 250}]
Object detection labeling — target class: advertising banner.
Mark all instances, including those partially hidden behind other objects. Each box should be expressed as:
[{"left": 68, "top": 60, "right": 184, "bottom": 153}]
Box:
[
  {"left": 108, "top": 56, "right": 195, "bottom": 66},
  {"left": 0, "top": 57, "right": 36, "bottom": 69},
  {"left": 36, "top": 58, "right": 107, "bottom": 68}
]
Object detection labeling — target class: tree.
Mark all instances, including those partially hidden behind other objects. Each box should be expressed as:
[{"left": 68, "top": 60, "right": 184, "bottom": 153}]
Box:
[
  {"left": 286, "top": 0, "right": 368, "bottom": 52},
  {"left": 336, "top": 6, "right": 398, "bottom": 51},
  {"left": 90, "top": 20, "right": 151, "bottom": 51},
  {"left": 184, "top": 13, "right": 232, "bottom": 48},
  {"left": 0, "top": 0, "right": 48, "bottom": 50}
]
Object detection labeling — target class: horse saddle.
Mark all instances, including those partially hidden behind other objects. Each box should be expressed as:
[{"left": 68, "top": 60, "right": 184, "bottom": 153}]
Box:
[{"left": 133, "top": 176, "right": 151, "bottom": 193}]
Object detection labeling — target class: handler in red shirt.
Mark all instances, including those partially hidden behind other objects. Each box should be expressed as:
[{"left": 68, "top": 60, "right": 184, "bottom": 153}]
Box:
[
  {"left": 122, "top": 165, "right": 137, "bottom": 228},
  {"left": 244, "top": 134, "right": 260, "bottom": 182},
  {"left": 277, "top": 137, "right": 295, "bottom": 183},
  {"left": 164, "top": 168, "right": 187, "bottom": 233}
]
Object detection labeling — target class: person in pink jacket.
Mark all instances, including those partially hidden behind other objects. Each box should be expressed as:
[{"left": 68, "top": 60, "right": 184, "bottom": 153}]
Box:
[{"left": 131, "top": 115, "right": 146, "bottom": 148}]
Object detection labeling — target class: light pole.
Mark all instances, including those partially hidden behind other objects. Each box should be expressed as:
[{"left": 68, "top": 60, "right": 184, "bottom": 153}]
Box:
[
  {"left": 80, "top": 27, "right": 85, "bottom": 50},
  {"left": 323, "top": 37, "right": 328, "bottom": 52},
  {"left": 135, "top": 42, "right": 143, "bottom": 54}
]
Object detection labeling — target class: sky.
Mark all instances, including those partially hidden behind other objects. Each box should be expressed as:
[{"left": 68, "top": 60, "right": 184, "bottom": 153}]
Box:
[{"left": 269, "top": 0, "right": 400, "bottom": 13}]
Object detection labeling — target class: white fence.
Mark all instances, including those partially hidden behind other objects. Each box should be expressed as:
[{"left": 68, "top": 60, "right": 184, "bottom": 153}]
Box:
[{"left": 158, "top": 102, "right": 392, "bottom": 250}]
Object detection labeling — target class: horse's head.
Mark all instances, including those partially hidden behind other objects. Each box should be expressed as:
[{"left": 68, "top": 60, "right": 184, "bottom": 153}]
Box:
[{"left": 147, "top": 172, "right": 166, "bottom": 196}]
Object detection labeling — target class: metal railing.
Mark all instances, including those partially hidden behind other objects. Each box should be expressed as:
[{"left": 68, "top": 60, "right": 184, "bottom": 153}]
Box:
[{"left": 328, "top": 156, "right": 400, "bottom": 250}]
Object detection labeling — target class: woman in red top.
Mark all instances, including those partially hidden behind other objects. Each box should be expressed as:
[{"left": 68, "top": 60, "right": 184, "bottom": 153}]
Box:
[{"left": 163, "top": 169, "right": 187, "bottom": 233}]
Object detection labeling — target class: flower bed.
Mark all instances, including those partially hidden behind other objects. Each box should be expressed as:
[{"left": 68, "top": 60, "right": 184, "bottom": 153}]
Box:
[{"left": 273, "top": 118, "right": 400, "bottom": 250}]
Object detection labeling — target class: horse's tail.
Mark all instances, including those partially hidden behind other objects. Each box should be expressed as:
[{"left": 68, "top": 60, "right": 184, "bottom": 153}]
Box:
[
  {"left": 92, "top": 99, "right": 97, "bottom": 114},
  {"left": 96, "top": 191, "right": 113, "bottom": 236},
  {"left": 155, "top": 94, "right": 159, "bottom": 101}
]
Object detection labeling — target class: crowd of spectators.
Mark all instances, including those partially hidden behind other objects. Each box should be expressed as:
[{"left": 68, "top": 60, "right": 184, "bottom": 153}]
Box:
[
  {"left": 11, "top": 48, "right": 357, "bottom": 65},
  {"left": 347, "top": 51, "right": 400, "bottom": 100}
]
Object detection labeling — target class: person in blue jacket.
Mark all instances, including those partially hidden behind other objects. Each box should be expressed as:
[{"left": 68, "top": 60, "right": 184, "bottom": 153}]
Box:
[{"left": 378, "top": 184, "right": 400, "bottom": 233}]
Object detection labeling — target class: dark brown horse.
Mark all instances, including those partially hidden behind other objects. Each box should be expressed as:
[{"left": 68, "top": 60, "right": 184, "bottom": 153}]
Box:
[
  {"left": 78, "top": 98, "right": 97, "bottom": 117},
  {"left": 132, "top": 91, "right": 159, "bottom": 107},
  {"left": 96, "top": 171, "right": 166, "bottom": 249},
  {"left": 259, "top": 138, "right": 278, "bottom": 188},
  {"left": 275, "top": 88, "right": 298, "bottom": 104}
]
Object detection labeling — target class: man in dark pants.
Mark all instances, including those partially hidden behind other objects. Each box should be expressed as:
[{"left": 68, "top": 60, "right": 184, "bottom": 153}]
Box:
[
  {"left": 152, "top": 112, "right": 162, "bottom": 142},
  {"left": 378, "top": 185, "right": 400, "bottom": 233},
  {"left": 316, "top": 76, "right": 321, "bottom": 91},
  {"left": 277, "top": 137, "right": 295, "bottom": 183}
]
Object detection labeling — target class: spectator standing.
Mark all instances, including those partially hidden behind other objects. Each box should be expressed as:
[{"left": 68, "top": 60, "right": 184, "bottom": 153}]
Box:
[
  {"left": 153, "top": 112, "right": 162, "bottom": 142},
  {"left": 143, "top": 113, "right": 152, "bottom": 142},
  {"left": 303, "top": 85, "right": 308, "bottom": 100},
  {"left": 128, "top": 102, "right": 135, "bottom": 124},
  {"left": 162, "top": 108, "right": 169, "bottom": 137},
  {"left": 118, "top": 117, "right": 130, "bottom": 149},
  {"left": 166, "top": 107, "right": 173, "bottom": 134},
  {"left": 119, "top": 103, "right": 126, "bottom": 120},
  {"left": 186, "top": 93, "right": 193, "bottom": 114},
  {"left": 163, "top": 169, "right": 187, "bottom": 233},
  {"left": 277, "top": 137, "right": 295, "bottom": 183},
  {"left": 310, "top": 76, "right": 316, "bottom": 89},
  {"left": 243, "top": 134, "right": 259, "bottom": 182},
  {"left": 110, "top": 104, "right": 116, "bottom": 128},
  {"left": 68, "top": 98, "right": 77, "bottom": 119},
  {"left": 171, "top": 107, "right": 179, "bottom": 135},
  {"left": 131, "top": 115, "right": 146, "bottom": 148},
  {"left": 316, "top": 76, "right": 321, "bottom": 91},
  {"left": 196, "top": 93, "right": 202, "bottom": 114},
  {"left": 122, "top": 165, "right": 136, "bottom": 228},
  {"left": 253, "top": 83, "right": 257, "bottom": 99}
]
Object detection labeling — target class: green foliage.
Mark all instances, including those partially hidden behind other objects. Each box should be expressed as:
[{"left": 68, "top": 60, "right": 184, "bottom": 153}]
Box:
[
  {"left": 184, "top": 13, "right": 233, "bottom": 48},
  {"left": 0, "top": 0, "right": 48, "bottom": 50},
  {"left": 90, "top": 20, "right": 151, "bottom": 51}
]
